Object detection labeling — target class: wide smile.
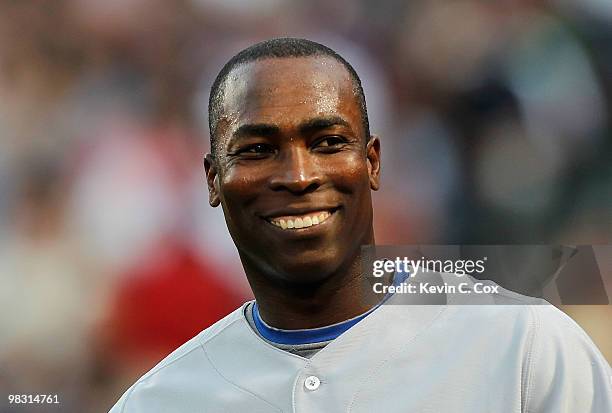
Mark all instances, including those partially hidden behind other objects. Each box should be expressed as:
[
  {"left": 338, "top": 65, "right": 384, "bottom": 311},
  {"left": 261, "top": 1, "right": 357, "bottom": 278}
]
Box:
[{"left": 263, "top": 207, "right": 340, "bottom": 231}]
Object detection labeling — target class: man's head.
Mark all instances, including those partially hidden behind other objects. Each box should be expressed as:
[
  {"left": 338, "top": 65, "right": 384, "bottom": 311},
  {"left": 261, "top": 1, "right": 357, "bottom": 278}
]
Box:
[{"left": 205, "top": 37, "right": 381, "bottom": 285}]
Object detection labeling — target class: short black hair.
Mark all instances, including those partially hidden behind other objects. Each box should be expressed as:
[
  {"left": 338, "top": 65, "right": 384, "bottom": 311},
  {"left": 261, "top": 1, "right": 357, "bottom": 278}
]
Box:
[{"left": 208, "top": 37, "right": 370, "bottom": 155}]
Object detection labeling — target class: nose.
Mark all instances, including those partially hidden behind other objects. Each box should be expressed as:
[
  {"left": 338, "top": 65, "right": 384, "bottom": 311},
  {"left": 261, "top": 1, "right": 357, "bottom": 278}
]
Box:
[{"left": 269, "top": 146, "right": 322, "bottom": 194}]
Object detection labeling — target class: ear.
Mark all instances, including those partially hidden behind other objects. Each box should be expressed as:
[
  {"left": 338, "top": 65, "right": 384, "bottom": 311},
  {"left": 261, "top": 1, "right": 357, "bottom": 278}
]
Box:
[
  {"left": 366, "top": 135, "right": 381, "bottom": 191},
  {"left": 204, "top": 154, "right": 221, "bottom": 207}
]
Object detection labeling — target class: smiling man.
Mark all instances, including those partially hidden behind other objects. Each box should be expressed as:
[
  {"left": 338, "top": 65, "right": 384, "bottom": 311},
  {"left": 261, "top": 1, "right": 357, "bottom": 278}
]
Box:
[
  {"left": 203, "top": 41, "right": 381, "bottom": 331},
  {"left": 109, "top": 38, "right": 611, "bottom": 413}
]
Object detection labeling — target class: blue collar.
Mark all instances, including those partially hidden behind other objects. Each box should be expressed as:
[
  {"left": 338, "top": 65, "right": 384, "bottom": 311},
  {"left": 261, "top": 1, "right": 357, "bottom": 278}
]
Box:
[
  {"left": 252, "top": 301, "right": 375, "bottom": 345},
  {"left": 252, "top": 270, "right": 410, "bottom": 345}
]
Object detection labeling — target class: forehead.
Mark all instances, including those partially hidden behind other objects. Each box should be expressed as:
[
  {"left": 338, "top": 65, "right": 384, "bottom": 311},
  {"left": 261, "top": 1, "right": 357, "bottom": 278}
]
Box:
[{"left": 219, "top": 56, "right": 360, "bottom": 133}]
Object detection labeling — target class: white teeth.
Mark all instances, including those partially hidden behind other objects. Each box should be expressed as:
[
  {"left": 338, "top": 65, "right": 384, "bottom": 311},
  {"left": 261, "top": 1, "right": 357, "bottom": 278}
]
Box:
[{"left": 269, "top": 210, "right": 335, "bottom": 230}]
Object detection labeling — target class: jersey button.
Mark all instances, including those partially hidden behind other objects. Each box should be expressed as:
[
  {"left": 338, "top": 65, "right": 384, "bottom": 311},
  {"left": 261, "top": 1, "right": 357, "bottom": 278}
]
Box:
[{"left": 304, "top": 375, "right": 321, "bottom": 391}]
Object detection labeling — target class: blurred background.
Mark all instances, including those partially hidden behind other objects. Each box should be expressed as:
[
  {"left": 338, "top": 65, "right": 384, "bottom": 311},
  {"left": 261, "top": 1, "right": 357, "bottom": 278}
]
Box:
[{"left": 0, "top": 0, "right": 610, "bottom": 411}]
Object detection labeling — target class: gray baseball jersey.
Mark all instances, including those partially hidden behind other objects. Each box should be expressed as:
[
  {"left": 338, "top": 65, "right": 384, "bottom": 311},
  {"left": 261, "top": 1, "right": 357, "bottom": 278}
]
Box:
[{"left": 109, "top": 286, "right": 612, "bottom": 412}]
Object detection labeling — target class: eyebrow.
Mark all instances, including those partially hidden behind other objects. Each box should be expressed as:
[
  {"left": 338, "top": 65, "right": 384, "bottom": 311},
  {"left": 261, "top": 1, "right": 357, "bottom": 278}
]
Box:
[
  {"left": 297, "top": 116, "right": 351, "bottom": 134},
  {"left": 232, "top": 116, "right": 351, "bottom": 139},
  {"left": 232, "top": 123, "right": 280, "bottom": 139}
]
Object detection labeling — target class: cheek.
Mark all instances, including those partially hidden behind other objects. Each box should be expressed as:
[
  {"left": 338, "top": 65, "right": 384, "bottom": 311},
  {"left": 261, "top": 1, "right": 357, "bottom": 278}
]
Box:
[
  {"left": 327, "top": 153, "right": 371, "bottom": 193},
  {"left": 328, "top": 154, "right": 373, "bottom": 234},
  {"left": 219, "top": 167, "right": 263, "bottom": 211}
]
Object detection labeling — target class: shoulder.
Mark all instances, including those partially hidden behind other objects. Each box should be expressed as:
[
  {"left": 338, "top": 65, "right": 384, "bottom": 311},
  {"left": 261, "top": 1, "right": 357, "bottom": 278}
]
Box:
[
  {"left": 525, "top": 304, "right": 610, "bottom": 372},
  {"left": 134, "top": 304, "right": 248, "bottom": 384},
  {"left": 438, "top": 301, "right": 611, "bottom": 412},
  {"left": 522, "top": 305, "right": 612, "bottom": 412},
  {"left": 435, "top": 280, "right": 612, "bottom": 412},
  {"left": 108, "top": 303, "right": 251, "bottom": 413},
  {"left": 445, "top": 278, "right": 607, "bottom": 365}
]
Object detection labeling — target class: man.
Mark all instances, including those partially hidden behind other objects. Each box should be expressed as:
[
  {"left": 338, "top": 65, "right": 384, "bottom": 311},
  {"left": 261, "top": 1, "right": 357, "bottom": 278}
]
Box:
[{"left": 109, "top": 38, "right": 611, "bottom": 412}]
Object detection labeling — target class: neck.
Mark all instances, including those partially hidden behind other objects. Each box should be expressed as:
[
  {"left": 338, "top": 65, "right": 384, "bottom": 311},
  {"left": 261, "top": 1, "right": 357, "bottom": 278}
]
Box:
[{"left": 243, "top": 246, "right": 378, "bottom": 330}]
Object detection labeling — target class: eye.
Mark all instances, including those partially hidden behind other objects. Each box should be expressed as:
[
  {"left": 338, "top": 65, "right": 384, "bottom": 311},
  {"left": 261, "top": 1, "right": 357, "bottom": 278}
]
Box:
[
  {"left": 314, "top": 136, "right": 347, "bottom": 149},
  {"left": 237, "top": 143, "right": 275, "bottom": 156}
]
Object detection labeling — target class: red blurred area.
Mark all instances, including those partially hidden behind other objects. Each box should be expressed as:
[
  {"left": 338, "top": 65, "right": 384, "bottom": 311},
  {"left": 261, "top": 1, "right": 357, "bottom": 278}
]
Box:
[{"left": 101, "top": 238, "right": 245, "bottom": 367}]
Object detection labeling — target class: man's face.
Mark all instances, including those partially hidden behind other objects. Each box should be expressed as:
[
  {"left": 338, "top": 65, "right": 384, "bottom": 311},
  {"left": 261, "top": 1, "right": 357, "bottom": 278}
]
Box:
[{"left": 205, "top": 56, "right": 381, "bottom": 284}]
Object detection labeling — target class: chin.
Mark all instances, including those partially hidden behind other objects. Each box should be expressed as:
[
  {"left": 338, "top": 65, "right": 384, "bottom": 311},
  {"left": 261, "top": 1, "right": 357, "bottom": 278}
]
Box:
[{"left": 270, "top": 254, "right": 341, "bottom": 285}]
